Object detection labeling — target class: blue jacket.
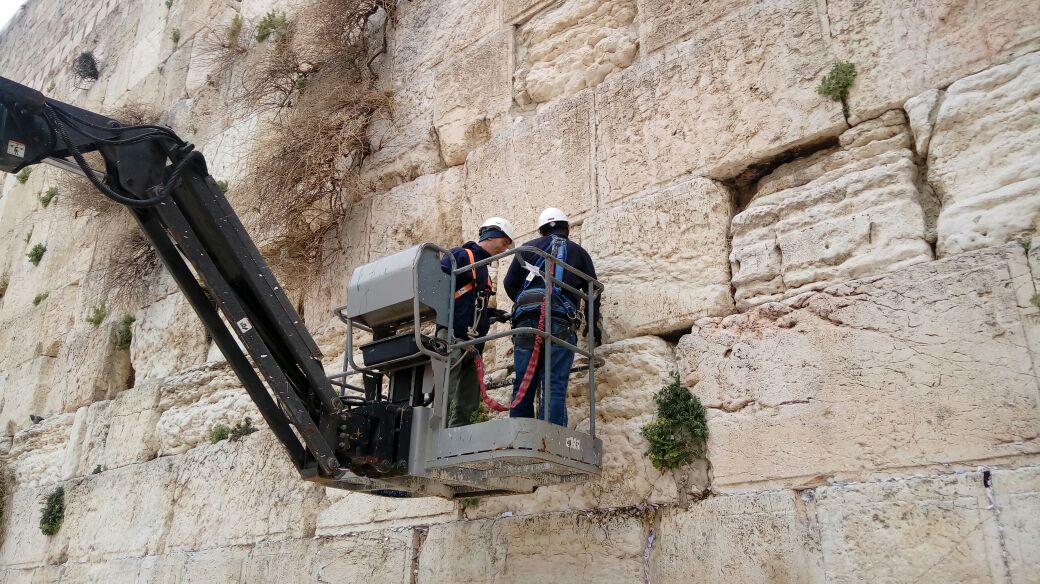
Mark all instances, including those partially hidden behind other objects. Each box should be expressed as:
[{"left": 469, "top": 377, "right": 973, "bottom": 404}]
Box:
[
  {"left": 504, "top": 232, "right": 600, "bottom": 324},
  {"left": 441, "top": 241, "right": 493, "bottom": 340}
]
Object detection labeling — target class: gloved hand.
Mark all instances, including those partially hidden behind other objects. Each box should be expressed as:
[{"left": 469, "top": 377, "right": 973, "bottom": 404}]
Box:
[{"left": 487, "top": 308, "right": 511, "bottom": 324}]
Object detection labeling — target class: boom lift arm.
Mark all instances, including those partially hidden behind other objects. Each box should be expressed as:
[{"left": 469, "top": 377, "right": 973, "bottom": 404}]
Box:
[
  {"left": 1, "top": 76, "right": 604, "bottom": 498},
  {"left": 0, "top": 76, "right": 345, "bottom": 480}
]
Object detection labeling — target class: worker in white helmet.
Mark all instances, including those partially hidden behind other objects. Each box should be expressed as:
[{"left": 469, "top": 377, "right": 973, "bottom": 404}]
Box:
[
  {"left": 502, "top": 207, "right": 601, "bottom": 427},
  {"left": 438, "top": 217, "right": 515, "bottom": 427}
]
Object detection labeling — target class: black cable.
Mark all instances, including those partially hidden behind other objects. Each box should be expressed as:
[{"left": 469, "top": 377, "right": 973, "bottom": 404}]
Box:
[
  {"left": 49, "top": 103, "right": 185, "bottom": 145},
  {"left": 50, "top": 107, "right": 176, "bottom": 146},
  {"left": 43, "top": 104, "right": 170, "bottom": 208}
]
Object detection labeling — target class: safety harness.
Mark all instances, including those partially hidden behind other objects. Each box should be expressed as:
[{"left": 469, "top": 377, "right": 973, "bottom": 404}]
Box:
[
  {"left": 476, "top": 236, "right": 569, "bottom": 413},
  {"left": 454, "top": 247, "right": 494, "bottom": 340}
]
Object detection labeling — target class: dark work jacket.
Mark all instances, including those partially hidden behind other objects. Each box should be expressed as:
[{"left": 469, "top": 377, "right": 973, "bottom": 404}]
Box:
[
  {"left": 504, "top": 232, "right": 600, "bottom": 325},
  {"left": 441, "top": 241, "right": 493, "bottom": 340}
]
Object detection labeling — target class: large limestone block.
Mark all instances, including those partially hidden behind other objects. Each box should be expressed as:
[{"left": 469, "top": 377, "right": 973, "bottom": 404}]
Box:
[
  {"left": 993, "top": 466, "right": 1040, "bottom": 584},
  {"left": 0, "top": 356, "right": 56, "bottom": 437},
  {"left": 594, "top": 0, "right": 845, "bottom": 202},
  {"left": 433, "top": 32, "right": 512, "bottom": 166},
  {"left": 131, "top": 293, "right": 210, "bottom": 383},
  {"left": 464, "top": 92, "right": 595, "bottom": 237},
  {"left": 49, "top": 321, "right": 132, "bottom": 414},
  {"left": 582, "top": 178, "right": 733, "bottom": 339},
  {"left": 513, "top": 0, "right": 638, "bottom": 107},
  {"left": 730, "top": 111, "right": 934, "bottom": 309},
  {"left": 0, "top": 486, "right": 65, "bottom": 569},
  {"left": 367, "top": 171, "right": 464, "bottom": 261},
  {"left": 316, "top": 490, "right": 456, "bottom": 535},
  {"left": 637, "top": 0, "right": 753, "bottom": 54},
  {"left": 240, "top": 539, "right": 319, "bottom": 582},
  {"left": 61, "top": 458, "right": 178, "bottom": 562},
  {"left": 165, "top": 431, "right": 324, "bottom": 551},
  {"left": 929, "top": 52, "right": 1040, "bottom": 256},
  {"left": 100, "top": 382, "right": 162, "bottom": 470},
  {"left": 650, "top": 490, "right": 824, "bottom": 584},
  {"left": 62, "top": 400, "right": 112, "bottom": 479},
  {"left": 679, "top": 245, "right": 1040, "bottom": 491},
  {"left": 816, "top": 473, "right": 1004, "bottom": 583},
  {"left": 59, "top": 557, "right": 156, "bottom": 584},
  {"left": 361, "top": 71, "right": 445, "bottom": 194},
  {"left": 388, "top": 0, "right": 500, "bottom": 86},
  {"left": 154, "top": 362, "right": 257, "bottom": 456},
  {"left": 314, "top": 530, "right": 417, "bottom": 582},
  {"left": 8, "top": 413, "right": 74, "bottom": 488},
  {"left": 827, "top": 0, "right": 1040, "bottom": 123},
  {"left": 419, "top": 513, "right": 648, "bottom": 583},
  {"left": 149, "top": 546, "right": 251, "bottom": 583}
]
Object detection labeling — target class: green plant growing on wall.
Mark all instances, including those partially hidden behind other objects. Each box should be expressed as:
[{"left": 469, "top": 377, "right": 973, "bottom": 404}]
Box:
[
  {"left": 114, "top": 315, "right": 135, "bottom": 350},
  {"left": 209, "top": 424, "right": 231, "bottom": 443},
  {"left": 27, "top": 243, "right": 46, "bottom": 266},
  {"left": 46, "top": 80, "right": 56, "bottom": 93},
  {"left": 92, "top": 465, "right": 102, "bottom": 475},
  {"left": 1032, "top": 293, "right": 1040, "bottom": 309},
  {"left": 38, "top": 187, "right": 58, "bottom": 208},
  {"left": 15, "top": 168, "right": 31, "bottom": 184},
  {"left": 215, "top": 179, "right": 229, "bottom": 193},
  {"left": 32, "top": 292, "right": 49, "bottom": 306},
  {"left": 229, "top": 418, "right": 258, "bottom": 441},
  {"left": 86, "top": 304, "right": 107, "bottom": 327},
  {"left": 39, "top": 486, "right": 65, "bottom": 536},
  {"left": 255, "top": 11, "right": 287, "bottom": 42},
  {"left": 641, "top": 372, "right": 709, "bottom": 470},
  {"left": 470, "top": 404, "right": 492, "bottom": 424},
  {"left": 165, "top": 0, "right": 174, "bottom": 9},
  {"left": 171, "top": 28, "right": 181, "bottom": 44},
  {"left": 817, "top": 61, "right": 857, "bottom": 120}
]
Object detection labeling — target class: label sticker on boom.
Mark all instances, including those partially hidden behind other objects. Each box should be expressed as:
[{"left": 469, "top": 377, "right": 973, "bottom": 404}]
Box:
[
  {"left": 236, "top": 318, "right": 253, "bottom": 333},
  {"left": 6, "top": 140, "right": 25, "bottom": 158}
]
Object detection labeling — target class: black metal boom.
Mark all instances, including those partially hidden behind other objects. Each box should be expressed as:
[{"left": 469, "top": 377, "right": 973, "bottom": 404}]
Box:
[{"left": 0, "top": 76, "right": 344, "bottom": 479}]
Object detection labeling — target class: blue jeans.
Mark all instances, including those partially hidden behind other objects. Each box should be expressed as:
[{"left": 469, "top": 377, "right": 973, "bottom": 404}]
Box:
[{"left": 510, "top": 315, "right": 576, "bottom": 427}]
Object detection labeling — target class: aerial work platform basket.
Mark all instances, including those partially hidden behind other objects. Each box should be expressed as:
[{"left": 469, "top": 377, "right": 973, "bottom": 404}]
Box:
[{"left": 329, "top": 243, "right": 604, "bottom": 498}]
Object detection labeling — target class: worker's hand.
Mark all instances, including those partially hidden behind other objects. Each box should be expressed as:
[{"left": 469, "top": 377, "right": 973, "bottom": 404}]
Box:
[{"left": 487, "top": 308, "right": 511, "bottom": 324}]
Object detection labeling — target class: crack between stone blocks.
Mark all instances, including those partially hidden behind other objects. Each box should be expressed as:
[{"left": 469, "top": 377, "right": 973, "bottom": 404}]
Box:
[
  {"left": 641, "top": 505, "right": 660, "bottom": 584},
  {"left": 410, "top": 525, "right": 428, "bottom": 584}
]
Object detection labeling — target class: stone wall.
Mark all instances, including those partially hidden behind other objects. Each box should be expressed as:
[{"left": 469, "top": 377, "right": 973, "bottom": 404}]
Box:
[{"left": 0, "top": 0, "right": 1038, "bottom": 582}]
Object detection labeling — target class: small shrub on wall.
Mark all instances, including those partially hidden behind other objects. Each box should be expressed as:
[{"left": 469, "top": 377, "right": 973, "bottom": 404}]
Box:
[
  {"left": 641, "top": 373, "right": 709, "bottom": 470},
  {"left": 39, "top": 486, "right": 65, "bottom": 536}
]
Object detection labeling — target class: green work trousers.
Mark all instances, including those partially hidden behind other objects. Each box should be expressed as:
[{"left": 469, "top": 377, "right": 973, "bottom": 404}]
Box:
[{"left": 447, "top": 348, "right": 480, "bottom": 428}]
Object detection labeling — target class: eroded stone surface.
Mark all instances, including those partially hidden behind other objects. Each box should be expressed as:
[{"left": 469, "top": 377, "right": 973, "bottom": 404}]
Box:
[
  {"left": 816, "top": 473, "right": 1003, "bottom": 583},
  {"left": 464, "top": 92, "right": 595, "bottom": 237},
  {"left": 583, "top": 178, "right": 733, "bottom": 339},
  {"left": 680, "top": 245, "right": 1040, "bottom": 490},
  {"left": 637, "top": 0, "right": 753, "bottom": 53},
  {"left": 367, "top": 171, "right": 464, "bottom": 261},
  {"left": 433, "top": 32, "right": 512, "bottom": 166},
  {"left": 650, "top": 490, "right": 824, "bottom": 583},
  {"left": 419, "top": 513, "right": 648, "bottom": 583},
  {"left": 594, "top": 0, "right": 845, "bottom": 202},
  {"left": 131, "top": 293, "right": 209, "bottom": 384},
  {"left": 993, "top": 466, "right": 1040, "bottom": 584},
  {"left": 929, "top": 52, "right": 1040, "bottom": 256},
  {"left": 730, "top": 111, "right": 934, "bottom": 308},
  {"left": 828, "top": 0, "right": 1040, "bottom": 123},
  {"left": 514, "top": 0, "right": 637, "bottom": 107}
]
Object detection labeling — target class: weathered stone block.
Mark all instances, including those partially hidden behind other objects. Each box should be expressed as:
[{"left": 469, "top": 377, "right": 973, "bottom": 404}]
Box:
[
  {"left": 514, "top": 0, "right": 637, "bottom": 107},
  {"left": 464, "top": 92, "right": 594, "bottom": 237},
  {"left": 49, "top": 321, "right": 132, "bottom": 414},
  {"left": 388, "top": 0, "right": 500, "bottom": 86},
  {"left": 62, "top": 458, "right": 178, "bottom": 562},
  {"left": 650, "top": 490, "right": 824, "bottom": 584},
  {"left": 367, "top": 170, "right": 464, "bottom": 261},
  {"left": 154, "top": 362, "right": 255, "bottom": 455},
  {"left": 419, "top": 513, "right": 648, "bottom": 583},
  {"left": 929, "top": 52, "right": 1040, "bottom": 256},
  {"left": 582, "top": 177, "right": 733, "bottom": 339},
  {"left": 316, "top": 490, "right": 456, "bottom": 535},
  {"left": 992, "top": 466, "right": 1040, "bottom": 584},
  {"left": 100, "top": 382, "right": 161, "bottom": 470},
  {"left": 816, "top": 473, "right": 1004, "bottom": 583},
  {"left": 0, "top": 356, "right": 56, "bottom": 437},
  {"left": 637, "top": 0, "right": 753, "bottom": 53},
  {"left": 827, "top": 0, "right": 1040, "bottom": 123},
  {"left": 730, "top": 111, "right": 934, "bottom": 308},
  {"left": 131, "top": 293, "right": 209, "bottom": 384},
  {"left": 314, "top": 530, "right": 417, "bottom": 582},
  {"left": 62, "top": 400, "right": 111, "bottom": 479},
  {"left": 0, "top": 485, "right": 64, "bottom": 569},
  {"left": 679, "top": 245, "right": 1040, "bottom": 491},
  {"left": 240, "top": 539, "right": 319, "bottom": 582},
  {"left": 594, "top": 0, "right": 845, "bottom": 202},
  {"left": 164, "top": 431, "right": 324, "bottom": 551},
  {"left": 433, "top": 32, "right": 512, "bottom": 166},
  {"left": 8, "top": 413, "right": 74, "bottom": 488}
]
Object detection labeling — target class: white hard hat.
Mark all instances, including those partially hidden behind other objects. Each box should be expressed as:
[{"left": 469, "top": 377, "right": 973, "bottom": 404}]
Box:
[
  {"left": 479, "top": 216, "right": 515, "bottom": 242},
  {"left": 537, "top": 207, "right": 569, "bottom": 231}
]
